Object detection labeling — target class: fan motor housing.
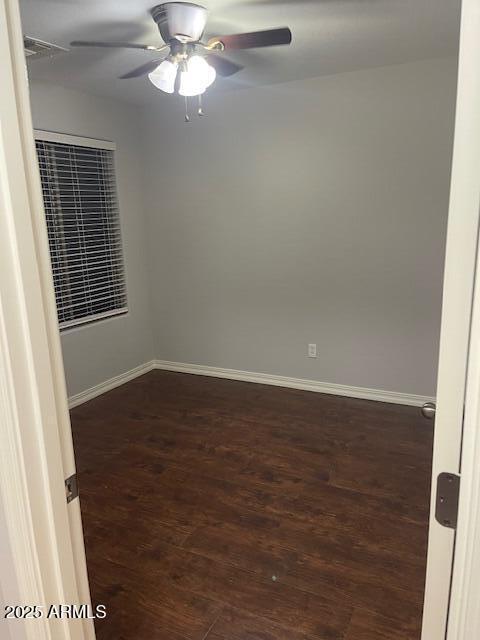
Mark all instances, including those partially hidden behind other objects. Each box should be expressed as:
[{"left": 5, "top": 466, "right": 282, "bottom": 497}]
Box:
[{"left": 151, "top": 2, "right": 208, "bottom": 43}]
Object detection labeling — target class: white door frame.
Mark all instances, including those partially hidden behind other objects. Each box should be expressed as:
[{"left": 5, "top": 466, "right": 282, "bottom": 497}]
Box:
[
  {"left": 0, "top": 0, "right": 93, "bottom": 639},
  {"left": 447, "top": 222, "right": 480, "bottom": 638},
  {"left": 445, "top": 1, "right": 480, "bottom": 636},
  {"left": 1, "top": 0, "right": 480, "bottom": 638},
  {"left": 421, "top": 0, "right": 480, "bottom": 637}
]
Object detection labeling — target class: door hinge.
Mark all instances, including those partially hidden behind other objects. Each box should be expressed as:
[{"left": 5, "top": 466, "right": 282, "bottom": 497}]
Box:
[
  {"left": 435, "top": 472, "right": 460, "bottom": 529},
  {"left": 65, "top": 473, "right": 79, "bottom": 503}
]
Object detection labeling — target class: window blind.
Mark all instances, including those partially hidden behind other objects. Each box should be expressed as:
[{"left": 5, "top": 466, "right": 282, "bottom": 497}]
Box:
[{"left": 35, "top": 134, "right": 127, "bottom": 330}]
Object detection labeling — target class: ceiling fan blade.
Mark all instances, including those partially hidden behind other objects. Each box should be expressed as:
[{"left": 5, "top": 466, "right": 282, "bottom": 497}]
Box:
[
  {"left": 119, "top": 58, "right": 164, "bottom": 79},
  {"left": 208, "top": 27, "right": 291, "bottom": 50},
  {"left": 71, "top": 40, "right": 158, "bottom": 51},
  {"left": 205, "top": 54, "right": 243, "bottom": 77}
]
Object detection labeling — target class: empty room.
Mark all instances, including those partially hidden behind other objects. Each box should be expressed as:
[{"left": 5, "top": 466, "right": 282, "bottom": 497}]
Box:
[{"left": 3, "top": 0, "right": 480, "bottom": 639}]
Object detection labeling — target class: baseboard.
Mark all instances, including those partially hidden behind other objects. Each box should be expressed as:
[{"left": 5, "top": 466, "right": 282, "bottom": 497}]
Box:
[
  {"left": 154, "top": 360, "right": 435, "bottom": 407},
  {"left": 68, "top": 360, "right": 156, "bottom": 409},
  {"left": 68, "top": 358, "right": 434, "bottom": 409}
]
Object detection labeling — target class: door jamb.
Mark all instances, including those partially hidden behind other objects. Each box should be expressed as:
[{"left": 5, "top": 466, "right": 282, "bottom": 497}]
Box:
[
  {"left": 447, "top": 228, "right": 480, "bottom": 636},
  {"left": 0, "top": 0, "right": 93, "bottom": 638},
  {"left": 421, "top": 0, "right": 480, "bottom": 637},
  {"left": 446, "top": 3, "right": 480, "bottom": 630}
]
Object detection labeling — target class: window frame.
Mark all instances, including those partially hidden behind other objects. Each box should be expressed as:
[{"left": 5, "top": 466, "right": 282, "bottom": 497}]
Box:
[{"left": 34, "top": 129, "right": 128, "bottom": 331}]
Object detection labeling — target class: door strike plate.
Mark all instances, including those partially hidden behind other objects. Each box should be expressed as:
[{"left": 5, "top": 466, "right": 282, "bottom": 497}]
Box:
[
  {"left": 435, "top": 472, "right": 460, "bottom": 529},
  {"left": 65, "top": 473, "right": 79, "bottom": 503}
]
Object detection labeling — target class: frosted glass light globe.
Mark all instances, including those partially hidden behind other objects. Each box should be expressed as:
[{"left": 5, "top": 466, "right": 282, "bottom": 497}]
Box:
[
  {"left": 148, "top": 59, "right": 178, "bottom": 94},
  {"left": 179, "top": 56, "right": 217, "bottom": 96},
  {"left": 188, "top": 55, "right": 216, "bottom": 88}
]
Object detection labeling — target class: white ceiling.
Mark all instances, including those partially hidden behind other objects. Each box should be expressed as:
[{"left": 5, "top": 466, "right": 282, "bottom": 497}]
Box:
[{"left": 20, "top": 0, "right": 460, "bottom": 106}]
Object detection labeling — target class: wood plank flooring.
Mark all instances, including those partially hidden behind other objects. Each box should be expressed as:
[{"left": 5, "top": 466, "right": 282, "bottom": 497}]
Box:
[{"left": 71, "top": 370, "right": 433, "bottom": 640}]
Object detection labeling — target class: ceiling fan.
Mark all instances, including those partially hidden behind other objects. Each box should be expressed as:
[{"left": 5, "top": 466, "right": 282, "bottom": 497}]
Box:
[{"left": 70, "top": 2, "right": 292, "bottom": 104}]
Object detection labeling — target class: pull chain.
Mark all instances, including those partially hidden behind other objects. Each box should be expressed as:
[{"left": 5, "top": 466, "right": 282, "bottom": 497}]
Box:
[
  {"left": 198, "top": 94, "right": 205, "bottom": 117},
  {"left": 184, "top": 95, "right": 206, "bottom": 121}
]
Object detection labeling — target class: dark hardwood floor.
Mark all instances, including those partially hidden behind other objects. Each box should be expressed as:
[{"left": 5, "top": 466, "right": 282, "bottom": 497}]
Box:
[{"left": 71, "top": 370, "right": 433, "bottom": 640}]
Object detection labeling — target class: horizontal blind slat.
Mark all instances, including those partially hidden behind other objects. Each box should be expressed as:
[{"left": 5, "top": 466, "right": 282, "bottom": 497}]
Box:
[
  {"left": 49, "top": 246, "right": 124, "bottom": 259},
  {"left": 59, "top": 307, "right": 128, "bottom": 330},
  {"left": 54, "top": 273, "right": 122, "bottom": 286},
  {"left": 57, "top": 294, "right": 127, "bottom": 313},
  {"left": 49, "top": 248, "right": 124, "bottom": 263}
]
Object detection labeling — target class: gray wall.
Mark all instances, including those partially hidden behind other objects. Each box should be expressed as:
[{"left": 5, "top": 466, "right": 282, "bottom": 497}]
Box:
[
  {"left": 29, "top": 58, "right": 457, "bottom": 399},
  {"left": 142, "top": 58, "right": 457, "bottom": 397},
  {"left": 29, "top": 82, "right": 155, "bottom": 397}
]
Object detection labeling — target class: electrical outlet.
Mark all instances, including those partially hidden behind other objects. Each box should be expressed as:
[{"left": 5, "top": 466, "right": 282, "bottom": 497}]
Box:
[{"left": 308, "top": 343, "right": 317, "bottom": 358}]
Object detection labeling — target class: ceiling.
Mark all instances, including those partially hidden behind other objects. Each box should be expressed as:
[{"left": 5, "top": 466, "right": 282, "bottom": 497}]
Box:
[{"left": 20, "top": 0, "right": 461, "bottom": 106}]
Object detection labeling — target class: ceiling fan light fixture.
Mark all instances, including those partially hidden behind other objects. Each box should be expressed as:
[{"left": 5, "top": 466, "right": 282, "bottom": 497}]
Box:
[
  {"left": 148, "top": 59, "right": 178, "bottom": 93},
  {"left": 70, "top": 3, "right": 292, "bottom": 117}
]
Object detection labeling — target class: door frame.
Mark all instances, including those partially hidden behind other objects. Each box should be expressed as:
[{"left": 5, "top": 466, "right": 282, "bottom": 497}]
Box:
[
  {"left": 1, "top": 0, "right": 480, "bottom": 638},
  {"left": 420, "top": 0, "right": 480, "bottom": 637},
  {"left": 445, "top": 3, "right": 480, "bottom": 629},
  {"left": 447, "top": 227, "right": 480, "bottom": 638},
  {"left": 0, "top": 0, "right": 93, "bottom": 639}
]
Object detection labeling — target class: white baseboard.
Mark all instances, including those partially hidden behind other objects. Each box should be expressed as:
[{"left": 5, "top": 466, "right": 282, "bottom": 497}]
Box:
[
  {"left": 154, "top": 360, "right": 435, "bottom": 407},
  {"left": 68, "top": 358, "right": 434, "bottom": 409},
  {"left": 68, "top": 360, "right": 156, "bottom": 409}
]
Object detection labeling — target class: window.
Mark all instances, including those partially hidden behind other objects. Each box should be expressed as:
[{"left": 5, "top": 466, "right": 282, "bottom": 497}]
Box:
[{"left": 35, "top": 131, "right": 127, "bottom": 330}]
